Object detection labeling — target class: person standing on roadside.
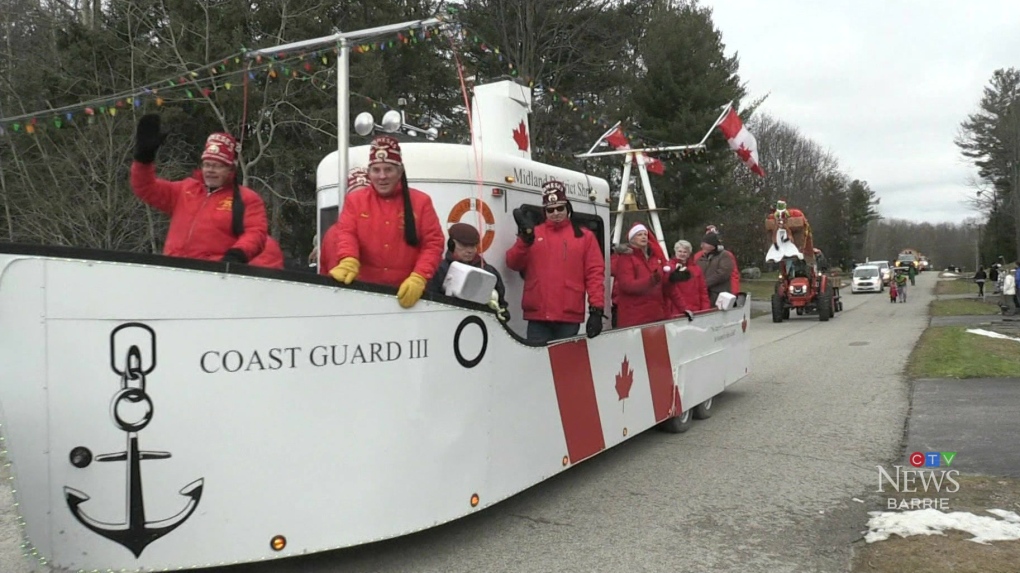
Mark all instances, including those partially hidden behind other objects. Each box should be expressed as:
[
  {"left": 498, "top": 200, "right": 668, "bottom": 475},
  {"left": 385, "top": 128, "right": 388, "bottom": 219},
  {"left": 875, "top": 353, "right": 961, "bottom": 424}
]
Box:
[{"left": 974, "top": 266, "right": 987, "bottom": 298}]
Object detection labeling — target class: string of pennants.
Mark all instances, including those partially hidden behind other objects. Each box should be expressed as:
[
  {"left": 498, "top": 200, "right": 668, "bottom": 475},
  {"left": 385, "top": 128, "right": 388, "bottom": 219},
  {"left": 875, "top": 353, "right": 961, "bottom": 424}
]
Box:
[
  {"left": 0, "top": 26, "right": 448, "bottom": 136},
  {"left": 0, "top": 19, "right": 709, "bottom": 165}
]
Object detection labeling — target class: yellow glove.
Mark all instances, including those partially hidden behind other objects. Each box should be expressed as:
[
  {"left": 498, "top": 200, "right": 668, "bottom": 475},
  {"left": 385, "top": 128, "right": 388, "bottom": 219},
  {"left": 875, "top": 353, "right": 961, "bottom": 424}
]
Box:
[
  {"left": 329, "top": 257, "right": 360, "bottom": 285},
  {"left": 397, "top": 272, "right": 427, "bottom": 308}
]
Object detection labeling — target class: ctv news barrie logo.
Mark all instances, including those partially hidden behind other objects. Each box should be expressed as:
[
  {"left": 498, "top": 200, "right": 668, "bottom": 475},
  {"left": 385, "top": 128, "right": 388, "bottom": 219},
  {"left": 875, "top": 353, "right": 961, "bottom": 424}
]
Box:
[{"left": 877, "top": 451, "right": 960, "bottom": 510}]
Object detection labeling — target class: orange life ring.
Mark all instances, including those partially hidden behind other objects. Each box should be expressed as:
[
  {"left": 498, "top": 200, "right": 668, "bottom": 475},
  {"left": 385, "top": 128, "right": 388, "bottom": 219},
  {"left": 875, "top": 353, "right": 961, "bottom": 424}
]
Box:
[{"left": 447, "top": 198, "right": 496, "bottom": 253}]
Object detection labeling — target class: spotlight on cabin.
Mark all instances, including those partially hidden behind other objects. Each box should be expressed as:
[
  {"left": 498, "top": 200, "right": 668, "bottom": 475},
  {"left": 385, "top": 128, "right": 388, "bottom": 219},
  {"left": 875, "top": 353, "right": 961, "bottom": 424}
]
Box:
[
  {"left": 381, "top": 110, "right": 402, "bottom": 133},
  {"left": 354, "top": 112, "right": 375, "bottom": 136}
]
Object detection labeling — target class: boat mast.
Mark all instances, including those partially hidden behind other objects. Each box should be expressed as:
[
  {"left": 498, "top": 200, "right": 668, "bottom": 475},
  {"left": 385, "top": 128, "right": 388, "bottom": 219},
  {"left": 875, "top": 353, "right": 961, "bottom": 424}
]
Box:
[{"left": 245, "top": 17, "right": 443, "bottom": 203}]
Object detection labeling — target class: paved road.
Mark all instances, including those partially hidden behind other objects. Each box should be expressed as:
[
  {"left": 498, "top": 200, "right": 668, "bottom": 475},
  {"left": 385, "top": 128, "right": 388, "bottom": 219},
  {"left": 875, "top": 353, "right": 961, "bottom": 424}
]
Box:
[
  {"left": 907, "top": 378, "right": 1020, "bottom": 478},
  {"left": 0, "top": 274, "right": 937, "bottom": 573}
]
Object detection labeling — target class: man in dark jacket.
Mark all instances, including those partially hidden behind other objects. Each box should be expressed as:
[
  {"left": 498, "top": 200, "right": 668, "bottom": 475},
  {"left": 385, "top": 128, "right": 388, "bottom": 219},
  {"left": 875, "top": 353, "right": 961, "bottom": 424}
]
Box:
[
  {"left": 428, "top": 223, "right": 509, "bottom": 320},
  {"left": 696, "top": 233, "right": 736, "bottom": 306}
]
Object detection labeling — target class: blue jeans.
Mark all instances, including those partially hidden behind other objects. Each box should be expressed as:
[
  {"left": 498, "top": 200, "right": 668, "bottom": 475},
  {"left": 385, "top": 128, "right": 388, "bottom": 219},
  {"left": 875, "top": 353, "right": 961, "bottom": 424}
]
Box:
[{"left": 526, "top": 321, "right": 580, "bottom": 344}]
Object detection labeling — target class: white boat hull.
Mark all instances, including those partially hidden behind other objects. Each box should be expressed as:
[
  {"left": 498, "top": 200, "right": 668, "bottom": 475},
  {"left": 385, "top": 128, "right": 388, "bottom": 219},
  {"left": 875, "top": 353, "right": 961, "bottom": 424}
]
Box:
[{"left": 0, "top": 247, "right": 750, "bottom": 571}]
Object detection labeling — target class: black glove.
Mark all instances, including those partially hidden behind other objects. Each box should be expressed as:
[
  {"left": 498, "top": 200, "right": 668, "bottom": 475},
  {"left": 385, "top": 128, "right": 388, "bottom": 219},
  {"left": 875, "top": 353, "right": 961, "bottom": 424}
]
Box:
[
  {"left": 684, "top": 310, "right": 695, "bottom": 322},
  {"left": 669, "top": 267, "right": 691, "bottom": 283},
  {"left": 221, "top": 248, "right": 248, "bottom": 264},
  {"left": 586, "top": 306, "right": 604, "bottom": 338},
  {"left": 133, "top": 114, "right": 168, "bottom": 164},
  {"left": 512, "top": 208, "right": 537, "bottom": 245}
]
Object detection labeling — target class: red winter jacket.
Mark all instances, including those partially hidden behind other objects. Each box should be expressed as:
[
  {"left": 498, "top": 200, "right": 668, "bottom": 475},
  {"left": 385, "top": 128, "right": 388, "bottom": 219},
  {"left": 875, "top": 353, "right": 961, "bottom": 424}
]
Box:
[
  {"left": 506, "top": 220, "right": 605, "bottom": 324},
  {"left": 663, "top": 257, "right": 711, "bottom": 315},
  {"left": 610, "top": 252, "right": 621, "bottom": 306},
  {"left": 614, "top": 246, "right": 668, "bottom": 328},
  {"left": 250, "top": 236, "right": 285, "bottom": 269},
  {"left": 318, "top": 224, "right": 340, "bottom": 275},
  {"left": 332, "top": 183, "right": 445, "bottom": 288},
  {"left": 131, "top": 163, "right": 268, "bottom": 262}
]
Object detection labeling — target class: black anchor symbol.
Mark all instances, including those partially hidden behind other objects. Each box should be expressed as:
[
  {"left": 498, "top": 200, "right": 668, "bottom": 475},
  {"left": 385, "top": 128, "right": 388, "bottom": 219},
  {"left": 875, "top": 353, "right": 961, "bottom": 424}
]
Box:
[{"left": 64, "top": 323, "right": 204, "bottom": 557}]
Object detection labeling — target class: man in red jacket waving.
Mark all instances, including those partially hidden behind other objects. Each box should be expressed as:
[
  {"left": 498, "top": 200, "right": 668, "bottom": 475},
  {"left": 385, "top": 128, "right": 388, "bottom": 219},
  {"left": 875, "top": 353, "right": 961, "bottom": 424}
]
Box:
[
  {"left": 506, "top": 180, "right": 606, "bottom": 343},
  {"left": 130, "top": 115, "right": 268, "bottom": 264}
]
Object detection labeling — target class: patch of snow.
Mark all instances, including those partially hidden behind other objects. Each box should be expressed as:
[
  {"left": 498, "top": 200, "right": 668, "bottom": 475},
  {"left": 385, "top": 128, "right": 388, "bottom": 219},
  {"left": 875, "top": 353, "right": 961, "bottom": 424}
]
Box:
[
  {"left": 965, "top": 328, "right": 1020, "bottom": 342},
  {"left": 865, "top": 508, "right": 1020, "bottom": 544}
]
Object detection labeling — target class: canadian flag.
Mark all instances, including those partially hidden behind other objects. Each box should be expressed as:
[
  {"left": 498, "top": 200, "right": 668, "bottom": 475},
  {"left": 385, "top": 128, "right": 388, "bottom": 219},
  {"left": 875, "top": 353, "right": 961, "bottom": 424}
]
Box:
[
  {"left": 717, "top": 108, "right": 765, "bottom": 177},
  {"left": 604, "top": 127, "right": 665, "bottom": 175}
]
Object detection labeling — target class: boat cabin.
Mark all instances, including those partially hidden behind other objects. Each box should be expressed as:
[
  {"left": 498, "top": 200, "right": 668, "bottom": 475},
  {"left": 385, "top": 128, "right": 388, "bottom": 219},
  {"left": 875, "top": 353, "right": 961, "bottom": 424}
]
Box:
[{"left": 315, "top": 80, "right": 612, "bottom": 336}]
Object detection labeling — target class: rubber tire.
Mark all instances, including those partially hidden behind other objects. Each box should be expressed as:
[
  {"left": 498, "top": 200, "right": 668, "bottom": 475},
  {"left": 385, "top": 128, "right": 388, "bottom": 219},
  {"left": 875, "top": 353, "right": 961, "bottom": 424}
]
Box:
[
  {"left": 658, "top": 409, "right": 693, "bottom": 433},
  {"left": 818, "top": 292, "right": 832, "bottom": 322},
  {"left": 771, "top": 294, "right": 784, "bottom": 323},
  {"left": 796, "top": 308, "right": 803, "bottom": 316},
  {"left": 693, "top": 396, "right": 714, "bottom": 420},
  {"left": 783, "top": 307, "right": 790, "bottom": 320}
]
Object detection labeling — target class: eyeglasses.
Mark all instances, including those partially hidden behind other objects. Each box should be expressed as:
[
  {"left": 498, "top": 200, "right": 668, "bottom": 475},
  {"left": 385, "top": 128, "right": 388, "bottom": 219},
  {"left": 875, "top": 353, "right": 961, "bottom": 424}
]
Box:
[{"left": 545, "top": 205, "right": 566, "bottom": 214}]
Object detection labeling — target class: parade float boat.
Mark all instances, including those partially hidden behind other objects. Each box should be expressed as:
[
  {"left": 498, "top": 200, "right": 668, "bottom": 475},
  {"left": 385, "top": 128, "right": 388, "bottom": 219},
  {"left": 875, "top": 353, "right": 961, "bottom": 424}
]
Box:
[{"left": 0, "top": 18, "right": 750, "bottom": 573}]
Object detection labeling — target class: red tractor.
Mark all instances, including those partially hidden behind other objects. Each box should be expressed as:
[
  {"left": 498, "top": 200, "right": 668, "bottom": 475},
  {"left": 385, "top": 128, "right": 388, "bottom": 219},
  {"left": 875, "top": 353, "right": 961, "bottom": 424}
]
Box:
[{"left": 771, "top": 258, "right": 842, "bottom": 322}]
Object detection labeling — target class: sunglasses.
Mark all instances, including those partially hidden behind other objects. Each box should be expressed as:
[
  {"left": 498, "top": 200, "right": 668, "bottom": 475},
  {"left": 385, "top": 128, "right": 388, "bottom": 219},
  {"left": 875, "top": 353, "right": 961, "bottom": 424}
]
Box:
[{"left": 545, "top": 205, "right": 566, "bottom": 214}]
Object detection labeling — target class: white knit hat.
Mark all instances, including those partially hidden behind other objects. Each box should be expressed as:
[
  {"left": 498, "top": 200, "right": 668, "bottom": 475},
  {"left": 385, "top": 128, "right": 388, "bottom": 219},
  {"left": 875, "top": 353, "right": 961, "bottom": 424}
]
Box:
[{"left": 628, "top": 223, "right": 649, "bottom": 241}]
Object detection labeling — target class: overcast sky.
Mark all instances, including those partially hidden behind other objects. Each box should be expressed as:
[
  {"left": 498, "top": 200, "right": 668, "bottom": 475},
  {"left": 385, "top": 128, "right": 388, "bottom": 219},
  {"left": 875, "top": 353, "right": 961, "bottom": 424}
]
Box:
[{"left": 704, "top": 1, "right": 1020, "bottom": 225}]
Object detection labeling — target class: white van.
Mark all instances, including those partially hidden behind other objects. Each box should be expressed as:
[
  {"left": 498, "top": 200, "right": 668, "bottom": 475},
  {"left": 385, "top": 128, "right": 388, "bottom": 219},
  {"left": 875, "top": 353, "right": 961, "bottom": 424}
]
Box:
[{"left": 851, "top": 265, "right": 883, "bottom": 293}]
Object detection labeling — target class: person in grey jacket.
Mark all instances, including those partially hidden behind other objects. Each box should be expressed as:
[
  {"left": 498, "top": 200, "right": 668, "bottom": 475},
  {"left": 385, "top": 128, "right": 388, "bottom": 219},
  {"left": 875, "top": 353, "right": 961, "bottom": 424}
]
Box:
[{"left": 695, "top": 233, "right": 735, "bottom": 306}]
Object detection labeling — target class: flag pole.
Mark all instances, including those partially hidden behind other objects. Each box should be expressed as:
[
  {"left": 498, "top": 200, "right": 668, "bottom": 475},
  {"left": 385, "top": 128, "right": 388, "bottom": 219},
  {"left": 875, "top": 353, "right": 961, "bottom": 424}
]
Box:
[
  {"left": 611, "top": 152, "right": 634, "bottom": 248},
  {"left": 696, "top": 101, "right": 734, "bottom": 147},
  {"left": 585, "top": 120, "right": 622, "bottom": 156},
  {"left": 634, "top": 154, "right": 669, "bottom": 255}
]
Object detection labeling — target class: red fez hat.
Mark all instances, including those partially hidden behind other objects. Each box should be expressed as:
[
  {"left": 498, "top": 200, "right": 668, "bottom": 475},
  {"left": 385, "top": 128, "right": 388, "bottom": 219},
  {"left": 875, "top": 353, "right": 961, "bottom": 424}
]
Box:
[
  {"left": 201, "top": 132, "right": 238, "bottom": 166},
  {"left": 542, "top": 180, "right": 568, "bottom": 206},
  {"left": 347, "top": 167, "right": 369, "bottom": 190},
  {"left": 369, "top": 136, "right": 402, "bottom": 167}
]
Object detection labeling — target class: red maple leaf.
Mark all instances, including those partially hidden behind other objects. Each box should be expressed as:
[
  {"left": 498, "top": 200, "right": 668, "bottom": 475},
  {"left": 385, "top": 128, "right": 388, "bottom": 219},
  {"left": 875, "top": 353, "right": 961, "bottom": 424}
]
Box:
[
  {"left": 615, "top": 356, "right": 634, "bottom": 400},
  {"left": 735, "top": 144, "right": 752, "bottom": 162},
  {"left": 512, "top": 120, "right": 529, "bottom": 151}
]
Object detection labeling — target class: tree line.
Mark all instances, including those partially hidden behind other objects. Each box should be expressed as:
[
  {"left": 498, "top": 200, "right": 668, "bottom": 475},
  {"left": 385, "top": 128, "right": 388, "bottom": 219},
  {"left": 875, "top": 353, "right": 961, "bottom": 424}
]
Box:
[
  {"left": 957, "top": 67, "right": 1020, "bottom": 269},
  {"left": 0, "top": 0, "right": 975, "bottom": 271}
]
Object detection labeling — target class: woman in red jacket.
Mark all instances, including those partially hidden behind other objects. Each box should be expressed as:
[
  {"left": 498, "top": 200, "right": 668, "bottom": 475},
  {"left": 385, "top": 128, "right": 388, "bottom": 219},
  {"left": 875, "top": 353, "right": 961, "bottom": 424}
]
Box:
[
  {"left": 614, "top": 223, "right": 668, "bottom": 328},
  {"left": 664, "top": 239, "right": 710, "bottom": 315}
]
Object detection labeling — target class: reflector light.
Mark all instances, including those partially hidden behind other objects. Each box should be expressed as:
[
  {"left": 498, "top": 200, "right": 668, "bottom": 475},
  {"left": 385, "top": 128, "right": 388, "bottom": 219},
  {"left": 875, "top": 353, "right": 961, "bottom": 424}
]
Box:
[
  {"left": 270, "top": 535, "right": 286, "bottom": 551},
  {"left": 470, "top": 493, "right": 480, "bottom": 507},
  {"left": 562, "top": 455, "right": 569, "bottom": 466}
]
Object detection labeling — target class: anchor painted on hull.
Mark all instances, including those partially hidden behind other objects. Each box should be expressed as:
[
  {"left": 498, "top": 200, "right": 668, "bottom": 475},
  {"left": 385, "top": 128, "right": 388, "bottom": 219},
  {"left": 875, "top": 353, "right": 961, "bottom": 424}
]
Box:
[{"left": 64, "top": 323, "right": 204, "bottom": 557}]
